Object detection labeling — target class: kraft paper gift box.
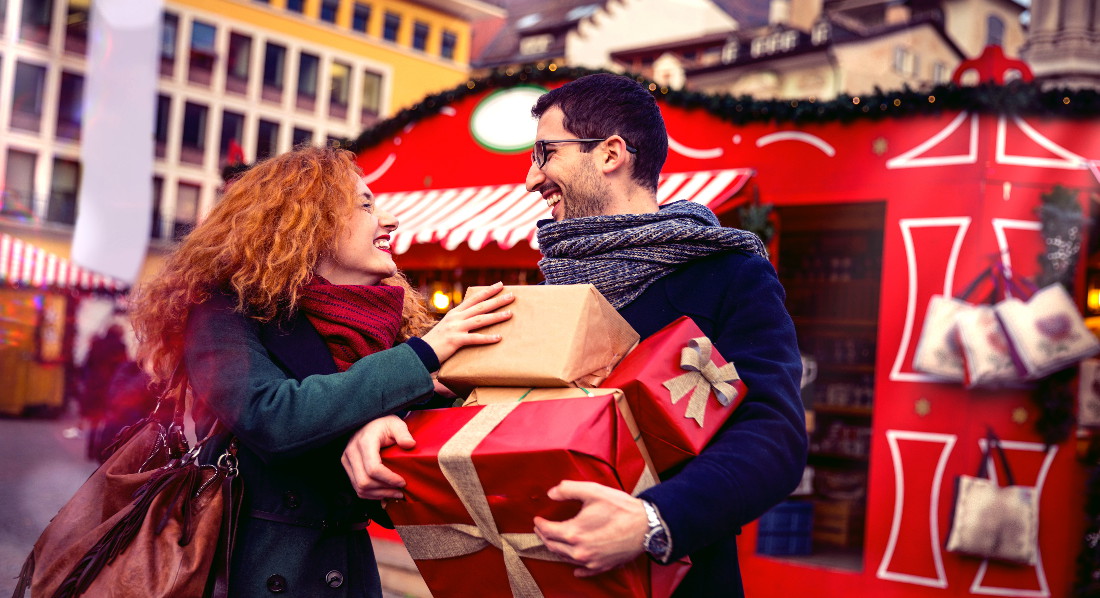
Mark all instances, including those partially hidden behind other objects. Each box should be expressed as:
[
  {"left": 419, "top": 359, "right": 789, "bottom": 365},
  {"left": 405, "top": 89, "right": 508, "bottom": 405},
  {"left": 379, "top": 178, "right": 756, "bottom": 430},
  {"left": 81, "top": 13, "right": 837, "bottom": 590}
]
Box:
[
  {"left": 381, "top": 396, "right": 688, "bottom": 597},
  {"left": 600, "top": 316, "right": 748, "bottom": 473},
  {"left": 437, "top": 284, "right": 640, "bottom": 393}
]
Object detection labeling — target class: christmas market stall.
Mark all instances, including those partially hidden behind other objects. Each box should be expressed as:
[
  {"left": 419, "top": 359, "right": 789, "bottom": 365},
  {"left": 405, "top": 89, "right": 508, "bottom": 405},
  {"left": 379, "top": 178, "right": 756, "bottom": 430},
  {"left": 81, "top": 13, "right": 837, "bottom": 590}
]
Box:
[
  {"left": 349, "top": 49, "right": 1100, "bottom": 597},
  {"left": 0, "top": 231, "right": 129, "bottom": 416}
]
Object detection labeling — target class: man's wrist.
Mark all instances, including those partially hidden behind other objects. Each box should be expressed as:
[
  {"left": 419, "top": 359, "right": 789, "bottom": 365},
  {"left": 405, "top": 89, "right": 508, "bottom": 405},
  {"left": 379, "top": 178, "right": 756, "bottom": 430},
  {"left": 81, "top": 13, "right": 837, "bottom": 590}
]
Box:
[{"left": 641, "top": 500, "right": 672, "bottom": 563}]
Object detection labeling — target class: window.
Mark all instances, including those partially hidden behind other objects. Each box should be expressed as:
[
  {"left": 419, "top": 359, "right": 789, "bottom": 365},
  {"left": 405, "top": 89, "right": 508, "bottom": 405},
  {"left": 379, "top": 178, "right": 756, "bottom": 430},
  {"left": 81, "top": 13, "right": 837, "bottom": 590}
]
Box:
[
  {"left": 161, "top": 13, "right": 179, "bottom": 76},
  {"left": 811, "top": 20, "right": 830, "bottom": 45},
  {"left": 286, "top": 0, "right": 304, "bottom": 13},
  {"left": 413, "top": 21, "right": 429, "bottom": 51},
  {"left": 11, "top": 61, "right": 47, "bottom": 132},
  {"left": 383, "top": 12, "right": 400, "bottom": 42},
  {"left": 2, "top": 149, "right": 37, "bottom": 216},
  {"left": 19, "top": 0, "right": 52, "bottom": 45},
  {"left": 155, "top": 95, "right": 171, "bottom": 158},
  {"left": 986, "top": 15, "right": 1005, "bottom": 47},
  {"left": 48, "top": 158, "right": 80, "bottom": 225},
  {"left": 893, "top": 46, "right": 908, "bottom": 74},
  {"left": 329, "top": 61, "right": 350, "bottom": 118},
  {"left": 293, "top": 127, "right": 313, "bottom": 147},
  {"left": 226, "top": 32, "right": 252, "bottom": 94},
  {"left": 181, "top": 102, "right": 209, "bottom": 165},
  {"left": 263, "top": 42, "right": 286, "bottom": 102},
  {"left": 65, "top": 0, "right": 91, "bottom": 54},
  {"left": 353, "top": 3, "right": 371, "bottom": 33},
  {"left": 0, "top": 0, "right": 7, "bottom": 34},
  {"left": 321, "top": 0, "right": 338, "bottom": 23},
  {"left": 441, "top": 30, "right": 457, "bottom": 60},
  {"left": 189, "top": 20, "right": 217, "bottom": 85},
  {"left": 361, "top": 69, "right": 382, "bottom": 125},
  {"left": 297, "top": 52, "right": 319, "bottom": 111},
  {"left": 933, "top": 62, "right": 947, "bottom": 84},
  {"left": 174, "top": 182, "right": 200, "bottom": 240},
  {"left": 256, "top": 120, "right": 280, "bottom": 160},
  {"left": 220, "top": 110, "right": 245, "bottom": 162},
  {"left": 56, "top": 72, "right": 84, "bottom": 141},
  {"left": 151, "top": 176, "right": 164, "bottom": 240}
]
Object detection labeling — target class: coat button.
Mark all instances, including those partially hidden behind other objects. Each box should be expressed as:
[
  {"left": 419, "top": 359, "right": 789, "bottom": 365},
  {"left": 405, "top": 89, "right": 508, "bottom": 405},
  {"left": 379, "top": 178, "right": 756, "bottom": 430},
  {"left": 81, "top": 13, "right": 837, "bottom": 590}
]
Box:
[
  {"left": 266, "top": 574, "right": 287, "bottom": 593},
  {"left": 283, "top": 491, "right": 301, "bottom": 509},
  {"left": 325, "top": 570, "right": 344, "bottom": 588}
]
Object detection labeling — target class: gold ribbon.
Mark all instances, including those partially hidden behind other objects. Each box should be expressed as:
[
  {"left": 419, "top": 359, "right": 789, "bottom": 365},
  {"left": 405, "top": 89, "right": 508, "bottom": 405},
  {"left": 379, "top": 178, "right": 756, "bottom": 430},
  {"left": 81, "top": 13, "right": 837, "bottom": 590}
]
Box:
[
  {"left": 661, "top": 336, "right": 741, "bottom": 427},
  {"left": 395, "top": 402, "right": 565, "bottom": 598}
]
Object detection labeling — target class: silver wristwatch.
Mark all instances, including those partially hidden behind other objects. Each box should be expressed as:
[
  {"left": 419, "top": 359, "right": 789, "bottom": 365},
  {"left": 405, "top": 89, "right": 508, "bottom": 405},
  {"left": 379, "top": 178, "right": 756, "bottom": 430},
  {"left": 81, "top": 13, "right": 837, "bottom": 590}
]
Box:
[{"left": 641, "top": 500, "right": 672, "bottom": 563}]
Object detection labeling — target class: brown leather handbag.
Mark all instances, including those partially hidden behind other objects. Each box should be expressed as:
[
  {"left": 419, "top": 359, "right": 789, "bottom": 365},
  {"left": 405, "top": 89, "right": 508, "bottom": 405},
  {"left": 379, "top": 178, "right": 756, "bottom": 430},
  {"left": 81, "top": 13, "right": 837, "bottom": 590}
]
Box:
[{"left": 11, "top": 379, "right": 242, "bottom": 598}]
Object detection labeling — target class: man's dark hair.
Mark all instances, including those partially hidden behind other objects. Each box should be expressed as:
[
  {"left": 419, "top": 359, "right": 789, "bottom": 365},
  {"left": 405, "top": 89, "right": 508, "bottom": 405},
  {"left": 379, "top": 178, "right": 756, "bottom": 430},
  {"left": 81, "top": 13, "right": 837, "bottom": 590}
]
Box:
[{"left": 532, "top": 73, "right": 667, "bottom": 193}]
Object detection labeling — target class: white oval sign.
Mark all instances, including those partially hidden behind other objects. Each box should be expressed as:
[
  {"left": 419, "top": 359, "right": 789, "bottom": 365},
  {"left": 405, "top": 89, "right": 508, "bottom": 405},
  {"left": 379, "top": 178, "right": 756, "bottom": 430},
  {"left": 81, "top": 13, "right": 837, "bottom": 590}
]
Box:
[{"left": 469, "top": 85, "right": 547, "bottom": 154}]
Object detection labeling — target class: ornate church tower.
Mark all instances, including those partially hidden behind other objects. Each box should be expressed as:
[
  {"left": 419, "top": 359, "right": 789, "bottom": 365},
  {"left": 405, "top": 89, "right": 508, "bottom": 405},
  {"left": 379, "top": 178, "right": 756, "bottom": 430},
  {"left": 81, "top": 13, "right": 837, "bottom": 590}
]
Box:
[{"left": 1020, "top": 0, "right": 1100, "bottom": 90}]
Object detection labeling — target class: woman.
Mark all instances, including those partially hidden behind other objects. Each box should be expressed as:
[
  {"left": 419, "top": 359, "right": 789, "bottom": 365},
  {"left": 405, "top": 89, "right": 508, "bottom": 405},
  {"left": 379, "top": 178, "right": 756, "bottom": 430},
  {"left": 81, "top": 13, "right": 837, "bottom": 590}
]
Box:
[{"left": 130, "top": 146, "right": 512, "bottom": 597}]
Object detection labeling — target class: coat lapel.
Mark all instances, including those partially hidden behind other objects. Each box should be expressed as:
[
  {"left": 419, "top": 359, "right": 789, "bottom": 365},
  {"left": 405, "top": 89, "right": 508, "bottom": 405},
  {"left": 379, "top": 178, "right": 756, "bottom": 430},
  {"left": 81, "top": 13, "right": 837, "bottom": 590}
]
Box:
[{"left": 259, "top": 310, "right": 337, "bottom": 379}]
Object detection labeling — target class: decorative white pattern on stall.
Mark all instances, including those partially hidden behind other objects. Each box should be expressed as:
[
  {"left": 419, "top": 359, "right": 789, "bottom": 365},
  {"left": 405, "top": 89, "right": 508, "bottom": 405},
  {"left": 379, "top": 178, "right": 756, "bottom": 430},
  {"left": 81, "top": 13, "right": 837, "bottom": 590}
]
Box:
[{"left": 876, "top": 430, "right": 955, "bottom": 588}]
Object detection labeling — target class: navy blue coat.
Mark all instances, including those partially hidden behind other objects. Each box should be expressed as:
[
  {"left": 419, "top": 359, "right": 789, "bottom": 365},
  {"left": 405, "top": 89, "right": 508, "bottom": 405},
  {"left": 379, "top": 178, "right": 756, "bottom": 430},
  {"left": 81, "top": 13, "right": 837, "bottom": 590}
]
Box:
[{"left": 625, "top": 251, "right": 807, "bottom": 597}]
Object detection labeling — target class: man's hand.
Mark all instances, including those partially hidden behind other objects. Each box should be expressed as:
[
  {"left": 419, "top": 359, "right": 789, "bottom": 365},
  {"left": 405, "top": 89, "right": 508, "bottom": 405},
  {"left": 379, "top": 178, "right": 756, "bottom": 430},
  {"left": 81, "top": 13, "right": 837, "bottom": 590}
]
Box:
[
  {"left": 342, "top": 415, "right": 414, "bottom": 500},
  {"left": 532, "top": 480, "right": 648, "bottom": 577}
]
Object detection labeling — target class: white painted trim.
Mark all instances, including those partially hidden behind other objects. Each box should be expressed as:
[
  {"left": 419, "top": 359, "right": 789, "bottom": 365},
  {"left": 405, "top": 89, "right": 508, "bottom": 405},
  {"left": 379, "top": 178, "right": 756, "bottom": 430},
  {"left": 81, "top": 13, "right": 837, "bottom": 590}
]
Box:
[
  {"left": 890, "top": 217, "right": 971, "bottom": 383},
  {"left": 886, "top": 112, "right": 978, "bottom": 169},
  {"left": 876, "top": 430, "right": 956, "bottom": 588}
]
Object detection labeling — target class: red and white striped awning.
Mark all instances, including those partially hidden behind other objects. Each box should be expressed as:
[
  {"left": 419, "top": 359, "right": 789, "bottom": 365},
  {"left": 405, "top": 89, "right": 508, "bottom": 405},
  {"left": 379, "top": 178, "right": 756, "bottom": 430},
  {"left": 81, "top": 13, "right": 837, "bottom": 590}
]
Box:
[
  {"left": 0, "top": 233, "right": 129, "bottom": 293},
  {"left": 381, "top": 168, "right": 754, "bottom": 254}
]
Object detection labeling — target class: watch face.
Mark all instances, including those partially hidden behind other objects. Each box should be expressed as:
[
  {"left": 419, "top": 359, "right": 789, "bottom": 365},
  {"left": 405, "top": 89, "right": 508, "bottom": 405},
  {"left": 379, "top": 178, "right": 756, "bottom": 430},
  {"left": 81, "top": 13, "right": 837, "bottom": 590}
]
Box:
[{"left": 646, "top": 528, "right": 670, "bottom": 557}]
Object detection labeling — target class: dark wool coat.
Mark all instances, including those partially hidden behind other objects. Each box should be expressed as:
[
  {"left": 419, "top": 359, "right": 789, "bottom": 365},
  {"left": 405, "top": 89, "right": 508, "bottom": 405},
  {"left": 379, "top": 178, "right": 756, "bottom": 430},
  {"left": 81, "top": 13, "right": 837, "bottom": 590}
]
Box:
[
  {"left": 185, "top": 293, "right": 435, "bottom": 598},
  {"left": 625, "top": 251, "right": 808, "bottom": 598}
]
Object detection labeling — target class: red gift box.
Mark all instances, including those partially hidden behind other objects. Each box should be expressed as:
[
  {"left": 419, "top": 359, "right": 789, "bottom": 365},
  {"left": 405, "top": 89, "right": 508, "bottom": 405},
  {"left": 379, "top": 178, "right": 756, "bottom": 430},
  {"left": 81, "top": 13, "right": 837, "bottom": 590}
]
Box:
[
  {"left": 600, "top": 316, "right": 747, "bottom": 473},
  {"left": 381, "top": 396, "right": 685, "bottom": 597}
]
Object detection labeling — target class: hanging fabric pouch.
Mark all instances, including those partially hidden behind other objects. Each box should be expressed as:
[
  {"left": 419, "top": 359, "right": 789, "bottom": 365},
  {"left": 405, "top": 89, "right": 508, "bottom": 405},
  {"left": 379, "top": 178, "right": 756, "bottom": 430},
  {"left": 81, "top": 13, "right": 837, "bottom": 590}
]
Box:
[
  {"left": 945, "top": 427, "right": 1038, "bottom": 566},
  {"left": 912, "top": 268, "right": 993, "bottom": 382},
  {"left": 994, "top": 277, "right": 1100, "bottom": 380}
]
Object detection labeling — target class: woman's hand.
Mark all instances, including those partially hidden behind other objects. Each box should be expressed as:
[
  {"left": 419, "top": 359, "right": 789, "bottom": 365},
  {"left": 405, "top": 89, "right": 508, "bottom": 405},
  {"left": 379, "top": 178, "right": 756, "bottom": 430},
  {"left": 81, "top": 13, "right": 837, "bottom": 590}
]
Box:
[
  {"left": 422, "top": 282, "right": 514, "bottom": 363},
  {"left": 342, "top": 415, "right": 415, "bottom": 500}
]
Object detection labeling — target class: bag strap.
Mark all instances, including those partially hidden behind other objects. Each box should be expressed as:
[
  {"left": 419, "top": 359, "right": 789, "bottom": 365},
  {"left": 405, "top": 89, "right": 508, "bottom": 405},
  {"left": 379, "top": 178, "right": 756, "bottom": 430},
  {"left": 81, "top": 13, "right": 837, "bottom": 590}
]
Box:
[
  {"left": 955, "top": 267, "right": 994, "bottom": 301},
  {"left": 991, "top": 262, "right": 1037, "bottom": 300},
  {"left": 976, "top": 426, "right": 1017, "bottom": 487}
]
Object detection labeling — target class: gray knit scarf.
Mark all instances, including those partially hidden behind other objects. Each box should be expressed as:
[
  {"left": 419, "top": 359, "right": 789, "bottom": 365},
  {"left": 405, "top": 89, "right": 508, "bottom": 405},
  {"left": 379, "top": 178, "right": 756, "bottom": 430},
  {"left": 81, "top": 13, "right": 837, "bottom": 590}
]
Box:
[{"left": 537, "top": 200, "right": 768, "bottom": 309}]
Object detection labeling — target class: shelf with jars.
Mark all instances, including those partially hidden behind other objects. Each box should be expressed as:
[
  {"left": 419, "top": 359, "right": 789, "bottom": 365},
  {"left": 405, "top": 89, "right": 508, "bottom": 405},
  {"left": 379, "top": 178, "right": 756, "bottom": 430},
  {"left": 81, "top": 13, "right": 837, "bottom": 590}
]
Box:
[{"left": 765, "top": 201, "right": 885, "bottom": 569}]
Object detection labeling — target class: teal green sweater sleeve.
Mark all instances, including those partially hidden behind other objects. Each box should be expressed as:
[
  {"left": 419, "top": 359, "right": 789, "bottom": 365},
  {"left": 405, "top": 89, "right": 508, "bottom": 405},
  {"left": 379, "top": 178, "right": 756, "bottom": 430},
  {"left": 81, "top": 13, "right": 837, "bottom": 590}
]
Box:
[{"left": 185, "top": 296, "right": 435, "bottom": 463}]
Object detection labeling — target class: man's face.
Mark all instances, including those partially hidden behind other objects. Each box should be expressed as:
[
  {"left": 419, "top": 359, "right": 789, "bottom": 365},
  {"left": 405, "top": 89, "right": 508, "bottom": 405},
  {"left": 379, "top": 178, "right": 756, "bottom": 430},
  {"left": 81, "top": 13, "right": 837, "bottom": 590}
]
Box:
[{"left": 525, "top": 106, "right": 611, "bottom": 221}]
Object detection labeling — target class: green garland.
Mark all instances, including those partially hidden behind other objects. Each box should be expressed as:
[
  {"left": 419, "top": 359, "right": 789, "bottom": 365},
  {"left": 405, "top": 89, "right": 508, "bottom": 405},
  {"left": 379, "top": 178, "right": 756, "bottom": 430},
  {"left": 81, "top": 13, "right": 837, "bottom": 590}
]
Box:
[{"left": 342, "top": 63, "right": 1100, "bottom": 154}]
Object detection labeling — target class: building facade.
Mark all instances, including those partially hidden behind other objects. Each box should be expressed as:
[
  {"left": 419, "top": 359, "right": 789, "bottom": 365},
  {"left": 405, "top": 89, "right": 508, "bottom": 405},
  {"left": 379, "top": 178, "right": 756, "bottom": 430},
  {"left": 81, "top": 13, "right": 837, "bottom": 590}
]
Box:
[
  {"left": 610, "top": 0, "right": 1026, "bottom": 100},
  {"left": 0, "top": 0, "right": 500, "bottom": 275}
]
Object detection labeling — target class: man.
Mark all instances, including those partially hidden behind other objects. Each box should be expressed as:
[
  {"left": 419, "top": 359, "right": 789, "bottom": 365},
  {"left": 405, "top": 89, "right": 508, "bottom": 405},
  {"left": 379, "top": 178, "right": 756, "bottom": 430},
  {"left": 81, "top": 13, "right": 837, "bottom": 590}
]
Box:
[
  {"left": 526, "top": 73, "right": 807, "bottom": 596},
  {"left": 345, "top": 73, "right": 805, "bottom": 596}
]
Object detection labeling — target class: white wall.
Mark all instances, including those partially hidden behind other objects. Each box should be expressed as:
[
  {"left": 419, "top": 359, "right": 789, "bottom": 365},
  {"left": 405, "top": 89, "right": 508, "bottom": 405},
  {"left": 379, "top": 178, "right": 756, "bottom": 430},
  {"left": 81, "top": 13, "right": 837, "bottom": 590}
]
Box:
[{"left": 566, "top": 0, "right": 739, "bottom": 70}]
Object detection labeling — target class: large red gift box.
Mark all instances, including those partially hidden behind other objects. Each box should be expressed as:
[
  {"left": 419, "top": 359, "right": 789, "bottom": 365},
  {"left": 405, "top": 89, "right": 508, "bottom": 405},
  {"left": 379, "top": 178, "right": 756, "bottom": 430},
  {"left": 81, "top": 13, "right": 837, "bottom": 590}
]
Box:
[
  {"left": 600, "top": 316, "right": 748, "bottom": 473},
  {"left": 381, "top": 396, "right": 681, "bottom": 597}
]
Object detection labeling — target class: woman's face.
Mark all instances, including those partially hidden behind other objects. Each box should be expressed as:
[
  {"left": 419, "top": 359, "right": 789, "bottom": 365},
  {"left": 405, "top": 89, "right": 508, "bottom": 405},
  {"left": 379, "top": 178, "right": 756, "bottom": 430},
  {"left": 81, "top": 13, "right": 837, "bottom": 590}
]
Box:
[{"left": 315, "top": 177, "right": 399, "bottom": 285}]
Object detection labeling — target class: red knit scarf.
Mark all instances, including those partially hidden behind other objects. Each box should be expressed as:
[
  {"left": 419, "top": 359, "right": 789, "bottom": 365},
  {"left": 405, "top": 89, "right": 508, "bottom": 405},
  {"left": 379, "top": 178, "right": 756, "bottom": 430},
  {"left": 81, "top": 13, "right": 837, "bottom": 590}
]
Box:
[{"left": 298, "top": 276, "right": 405, "bottom": 372}]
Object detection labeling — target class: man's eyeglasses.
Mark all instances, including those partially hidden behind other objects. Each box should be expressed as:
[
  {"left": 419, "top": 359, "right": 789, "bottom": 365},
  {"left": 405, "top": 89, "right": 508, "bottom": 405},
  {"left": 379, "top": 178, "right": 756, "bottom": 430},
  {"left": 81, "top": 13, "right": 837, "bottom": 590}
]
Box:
[{"left": 531, "top": 138, "right": 639, "bottom": 169}]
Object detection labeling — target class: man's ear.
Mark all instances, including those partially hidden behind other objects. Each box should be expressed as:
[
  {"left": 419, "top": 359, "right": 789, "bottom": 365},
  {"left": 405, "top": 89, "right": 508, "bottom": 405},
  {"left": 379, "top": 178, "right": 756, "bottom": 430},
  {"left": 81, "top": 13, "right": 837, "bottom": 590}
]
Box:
[{"left": 599, "top": 135, "right": 632, "bottom": 175}]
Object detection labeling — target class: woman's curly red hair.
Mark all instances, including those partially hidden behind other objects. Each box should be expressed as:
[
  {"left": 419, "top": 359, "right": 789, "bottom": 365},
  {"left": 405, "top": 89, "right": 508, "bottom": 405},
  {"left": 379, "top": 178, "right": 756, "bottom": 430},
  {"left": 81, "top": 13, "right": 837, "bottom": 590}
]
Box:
[{"left": 131, "top": 145, "right": 434, "bottom": 387}]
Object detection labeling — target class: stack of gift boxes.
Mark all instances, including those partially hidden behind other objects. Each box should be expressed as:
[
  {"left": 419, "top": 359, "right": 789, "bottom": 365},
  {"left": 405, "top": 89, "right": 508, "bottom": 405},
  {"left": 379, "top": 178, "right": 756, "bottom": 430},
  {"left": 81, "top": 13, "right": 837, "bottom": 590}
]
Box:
[{"left": 380, "top": 285, "right": 748, "bottom": 597}]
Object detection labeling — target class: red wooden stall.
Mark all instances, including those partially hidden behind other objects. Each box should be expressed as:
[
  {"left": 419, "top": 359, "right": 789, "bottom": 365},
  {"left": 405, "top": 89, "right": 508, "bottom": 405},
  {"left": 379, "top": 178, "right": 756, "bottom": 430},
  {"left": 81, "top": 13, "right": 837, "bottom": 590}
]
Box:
[{"left": 354, "top": 52, "right": 1100, "bottom": 597}]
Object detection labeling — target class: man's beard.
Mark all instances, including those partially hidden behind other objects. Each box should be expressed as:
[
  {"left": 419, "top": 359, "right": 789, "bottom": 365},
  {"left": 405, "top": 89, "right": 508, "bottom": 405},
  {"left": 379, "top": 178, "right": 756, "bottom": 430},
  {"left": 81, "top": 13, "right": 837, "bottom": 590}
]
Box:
[{"left": 563, "top": 160, "right": 611, "bottom": 219}]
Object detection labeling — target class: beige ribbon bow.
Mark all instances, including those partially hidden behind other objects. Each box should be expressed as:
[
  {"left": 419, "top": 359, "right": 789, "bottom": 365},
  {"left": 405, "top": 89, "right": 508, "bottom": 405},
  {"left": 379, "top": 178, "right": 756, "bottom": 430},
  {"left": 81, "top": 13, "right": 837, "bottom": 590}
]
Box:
[
  {"left": 661, "top": 336, "right": 741, "bottom": 427},
  {"left": 395, "top": 401, "right": 656, "bottom": 598}
]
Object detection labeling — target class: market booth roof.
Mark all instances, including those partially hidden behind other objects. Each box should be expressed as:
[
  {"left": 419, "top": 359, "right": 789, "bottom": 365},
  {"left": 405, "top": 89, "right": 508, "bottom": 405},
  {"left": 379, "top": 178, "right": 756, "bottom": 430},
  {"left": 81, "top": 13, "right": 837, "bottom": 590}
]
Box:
[
  {"left": 0, "top": 232, "right": 129, "bottom": 293},
  {"left": 380, "top": 168, "right": 754, "bottom": 254}
]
